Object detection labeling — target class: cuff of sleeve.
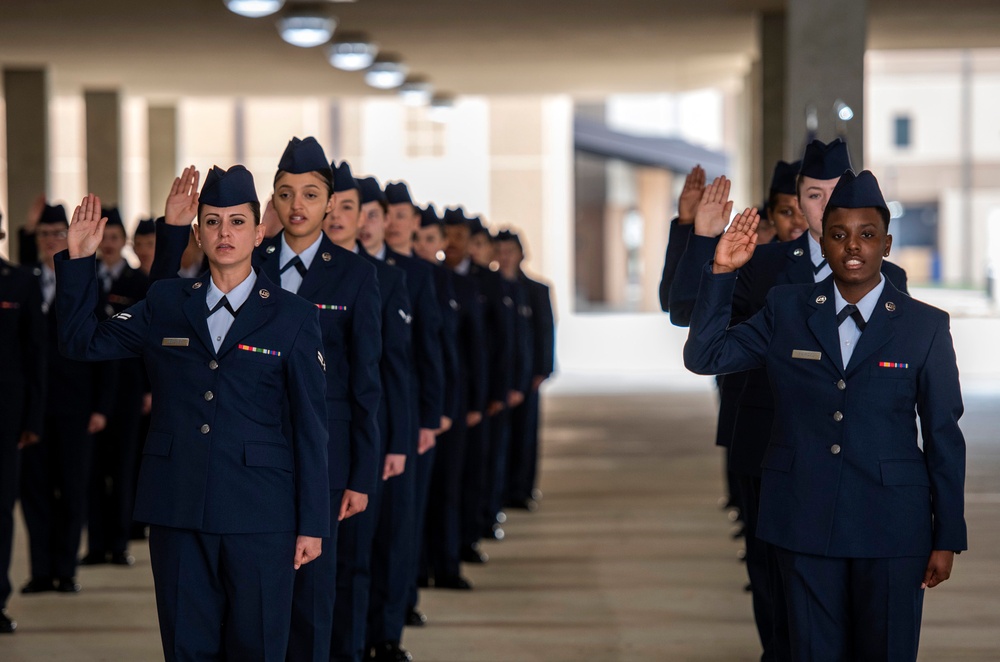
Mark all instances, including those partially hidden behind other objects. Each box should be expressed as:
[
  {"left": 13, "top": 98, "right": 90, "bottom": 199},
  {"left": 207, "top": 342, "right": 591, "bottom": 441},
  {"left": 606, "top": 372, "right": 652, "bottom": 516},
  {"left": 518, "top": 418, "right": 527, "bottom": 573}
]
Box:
[{"left": 704, "top": 262, "right": 738, "bottom": 281}]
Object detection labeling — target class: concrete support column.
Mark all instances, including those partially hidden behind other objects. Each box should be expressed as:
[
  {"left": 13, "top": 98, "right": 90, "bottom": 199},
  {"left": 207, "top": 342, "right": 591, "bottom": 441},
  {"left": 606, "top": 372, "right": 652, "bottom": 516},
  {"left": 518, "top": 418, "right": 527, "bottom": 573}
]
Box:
[
  {"left": 3, "top": 67, "right": 49, "bottom": 262},
  {"left": 85, "top": 89, "right": 121, "bottom": 205},
  {"left": 786, "top": 0, "right": 866, "bottom": 167},
  {"left": 759, "top": 11, "right": 787, "bottom": 181},
  {"left": 148, "top": 105, "right": 177, "bottom": 216}
]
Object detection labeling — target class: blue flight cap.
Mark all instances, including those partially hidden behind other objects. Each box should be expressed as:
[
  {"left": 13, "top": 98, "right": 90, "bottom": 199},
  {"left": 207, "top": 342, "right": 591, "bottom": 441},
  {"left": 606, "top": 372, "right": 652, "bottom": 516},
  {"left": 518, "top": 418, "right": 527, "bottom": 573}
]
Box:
[
  {"left": 102, "top": 207, "right": 125, "bottom": 230},
  {"left": 40, "top": 203, "right": 68, "bottom": 225},
  {"left": 200, "top": 165, "right": 259, "bottom": 208},
  {"left": 420, "top": 204, "right": 442, "bottom": 228},
  {"left": 799, "top": 139, "right": 852, "bottom": 180},
  {"left": 826, "top": 170, "right": 888, "bottom": 214},
  {"left": 468, "top": 215, "right": 490, "bottom": 238},
  {"left": 275, "top": 136, "right": 333, "bottom": 186},
  {"left": 443, "top": 207, "right": 469, "bottom": 226},
  {"left": 384, "top": 181, "right": 413, "bottom": 205},
  {"left": 770, "top": 160, "right": 801, "bottom": 196},
  {"left": 332, "top": 161, "right": 360, "bottom": 194},
  {"left": 358, "top": 176, "right": 387, "bottom": 205},
  {"left": 134, "top": 218, "right": 156, "bottom": 236}
]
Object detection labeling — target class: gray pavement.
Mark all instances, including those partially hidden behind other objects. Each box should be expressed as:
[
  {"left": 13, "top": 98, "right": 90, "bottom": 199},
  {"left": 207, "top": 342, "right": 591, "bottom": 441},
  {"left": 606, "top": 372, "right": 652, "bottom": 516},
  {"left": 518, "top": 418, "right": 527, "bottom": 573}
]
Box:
[{"left": 2, "top": 386, "right": 998, "bottom": 660}]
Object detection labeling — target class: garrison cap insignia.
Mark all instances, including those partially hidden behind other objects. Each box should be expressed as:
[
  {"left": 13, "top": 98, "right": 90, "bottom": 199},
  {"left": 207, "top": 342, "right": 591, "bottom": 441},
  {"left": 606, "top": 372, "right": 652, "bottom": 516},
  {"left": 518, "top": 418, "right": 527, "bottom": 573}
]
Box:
[
  {"left": 112, "top": 311, "right": 132, "bottom": 321},
  {"left": 192, "top": 281, "right": 203, "bottom": 289},
  {"left": 321, "top": 252, "right": 332, "bottom": 262},
  {"left": 793, "top": 248, "right": 804, "bottom": 257},
  {"left": 259, "top": 289, "right": 270, "bottom": 299},
  {"left": 885, "top": 301, "right": 896, "bottom": 312},
  {"left": 317, "top": 350, "right": 326, "bottom": 372},
  {"left": 815, "top": 295, "right": 827, "bottom": 304},
  {"left": 266, "top": 245, "right": 276, "bottom": 254}
]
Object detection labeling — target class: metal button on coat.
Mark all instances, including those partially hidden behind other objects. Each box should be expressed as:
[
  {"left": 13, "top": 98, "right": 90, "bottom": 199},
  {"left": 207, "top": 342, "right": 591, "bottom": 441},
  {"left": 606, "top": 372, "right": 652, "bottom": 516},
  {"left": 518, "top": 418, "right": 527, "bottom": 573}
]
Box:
[
  {"left": 831, "top": 444, "right": 842, "bottom": 455},
  {"left": 837, "top": 380, "right": 846, "bottom": 391},
  {"left": 200, "top": 424, "right": 211, "bottom": 434},
  {"left": 204, "top": 391, "right": 214, "bottom": 401},
  {"left": 833, "top": 411, "right": 844, "bottom": 422},
  {"left": 209, "top": 360, "right": 219, "bottom": 370}
]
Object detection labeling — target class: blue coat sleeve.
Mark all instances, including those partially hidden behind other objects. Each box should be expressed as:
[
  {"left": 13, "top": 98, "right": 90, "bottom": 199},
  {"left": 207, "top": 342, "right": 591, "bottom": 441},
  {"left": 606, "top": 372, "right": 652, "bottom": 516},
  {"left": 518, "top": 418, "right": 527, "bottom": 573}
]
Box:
[
  {"left": 413, "top": 271, "right": 445, "bottom": 429},
  {"left": 683, "top": 265, "right": 772, "bottom": 377},
  {"left": 382, "top": 274, "right": 413, "bottom": 456},
  {"left": 55, "top": 253, "right": 149, "bottom": 362},
  {"left": 439, "top": 272, "right": 461, "bottom": 420},
  {"left": 669, "top": 233, "right": 720, "bottom": 327},
  {"left": 659, "top": 219, "right": 692, "bottom": 312},
  {"left": 346, "top": 264, "right": 383, "bottom": 495},
  {"left": 916, "top": 314, "right": 968, "bottom": 552},
  {"left": 22, "top": 271, "right": 47, "bottom": 436},
  {"left": 285, "top": 309, "right": 333, "bottom": 538},
  {"left": 149, "top": 219, "right": 192, "bottom": 283}
]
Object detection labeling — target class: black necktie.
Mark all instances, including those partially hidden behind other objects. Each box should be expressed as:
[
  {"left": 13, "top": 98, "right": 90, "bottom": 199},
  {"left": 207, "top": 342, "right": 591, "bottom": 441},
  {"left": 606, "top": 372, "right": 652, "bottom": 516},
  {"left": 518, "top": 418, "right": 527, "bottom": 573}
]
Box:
[
  {"left": 208, "top": 295, "right": 239, "bottom": 318},
  {"left": 281, "top": 256, "right": 307, "bottom": 278},
  {"left": 813, "top": 259, "right": 828, "bottom": 274},
  {"left": 836, "top": 304, "right": 866, "bottom": 332}
]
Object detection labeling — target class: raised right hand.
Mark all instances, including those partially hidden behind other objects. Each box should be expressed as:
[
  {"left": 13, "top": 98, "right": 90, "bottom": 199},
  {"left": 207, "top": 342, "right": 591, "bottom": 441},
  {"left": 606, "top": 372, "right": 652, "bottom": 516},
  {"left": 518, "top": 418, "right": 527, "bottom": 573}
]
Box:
[
  {"left": 68, "top": 194, "right": 107, "bottom": 259},
  {"left": 677, "top": 165, "right": 706, "bottom": 225},
  {"left": 694, "top": 176, "right": 733, "bottom": 238},
  {"left": 712, "top": 207, "right": 759, "bottom": 274},
  {"left": 165, "top": 166, "right": 200, "bottom": 227}
]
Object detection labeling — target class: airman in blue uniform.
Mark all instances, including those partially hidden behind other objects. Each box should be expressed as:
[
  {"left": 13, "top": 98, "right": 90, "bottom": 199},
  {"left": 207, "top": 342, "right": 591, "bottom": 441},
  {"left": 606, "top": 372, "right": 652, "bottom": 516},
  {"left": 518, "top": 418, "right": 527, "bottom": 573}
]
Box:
[
  {"left": 0, "top": 215, "right": 46, "bottom": 633},
  {"left": 684, "top": 171, "right": 966, "bottom": 661},
  {"left": 56, "top": 170, "right": 330, "bottom": 662}
]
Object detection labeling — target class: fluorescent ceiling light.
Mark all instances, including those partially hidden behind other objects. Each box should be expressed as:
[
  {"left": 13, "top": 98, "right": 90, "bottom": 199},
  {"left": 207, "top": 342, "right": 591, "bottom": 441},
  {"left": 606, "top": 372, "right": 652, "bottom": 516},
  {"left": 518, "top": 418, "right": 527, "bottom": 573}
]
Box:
[
  {"left": 277, "top": 8, "right": 337, "bottom": 48},
  {"left": 365, "top": 56, "right": 408, "bottom": 90},
  {"left": 328, "top": 33, "right": 378, "bottom": 71},
  {"left": 225, "top": 0, "right": 285, "bottom": 18}
]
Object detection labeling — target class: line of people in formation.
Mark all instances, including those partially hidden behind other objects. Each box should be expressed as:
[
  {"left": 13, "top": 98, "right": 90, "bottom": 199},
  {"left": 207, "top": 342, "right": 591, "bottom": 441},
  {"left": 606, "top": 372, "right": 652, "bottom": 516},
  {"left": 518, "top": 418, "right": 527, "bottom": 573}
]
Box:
[
  {"left": 0, "top": 135, "right": 556, "bottom": 662},
  {"left": 661, "top": 138, "right": 967, "bottom": 661}
]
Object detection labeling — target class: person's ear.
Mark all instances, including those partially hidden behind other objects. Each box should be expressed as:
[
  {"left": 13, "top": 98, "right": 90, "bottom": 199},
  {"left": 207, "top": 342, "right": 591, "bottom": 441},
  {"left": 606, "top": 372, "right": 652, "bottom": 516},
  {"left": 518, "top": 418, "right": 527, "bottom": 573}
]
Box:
[
  {"left": 884, "top": 234, "right": 892, "bottom": 258},
  {"left": 192, "top": 222, "right": 201, "bottom": 247},
  {"left": 255, "top": 222, "right": 265, "bottom": 247}
]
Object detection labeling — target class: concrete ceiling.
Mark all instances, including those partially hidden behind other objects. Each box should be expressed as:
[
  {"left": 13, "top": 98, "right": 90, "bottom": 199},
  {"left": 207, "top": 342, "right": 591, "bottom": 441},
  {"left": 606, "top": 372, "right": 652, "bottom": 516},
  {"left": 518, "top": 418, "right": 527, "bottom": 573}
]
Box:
[{"left": 2, "top": 0, "right": 1000, "bottom": 100}]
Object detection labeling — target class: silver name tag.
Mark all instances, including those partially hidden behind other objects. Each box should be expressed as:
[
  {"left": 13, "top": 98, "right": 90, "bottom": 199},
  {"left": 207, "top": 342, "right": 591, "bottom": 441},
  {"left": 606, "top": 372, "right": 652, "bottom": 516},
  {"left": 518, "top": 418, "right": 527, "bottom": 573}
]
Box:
[{"left": 792, "top": 349, "right": 822, "bottom": 361}]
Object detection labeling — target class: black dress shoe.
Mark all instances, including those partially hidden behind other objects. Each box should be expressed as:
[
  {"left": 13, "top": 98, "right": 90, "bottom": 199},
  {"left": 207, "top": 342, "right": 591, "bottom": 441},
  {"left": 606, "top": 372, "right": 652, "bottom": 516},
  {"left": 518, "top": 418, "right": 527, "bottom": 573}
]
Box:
[
  {"left": 405, "top": 608, "right": 427, "bottom": 627},
  {"left": 434, "top": 575, "right": 472, "bottom": 590},
  {"left": 110, "top": 551, "right": 135, "bottom": 566},
  {"left": 79, "top": 552, "right": 108, "bottom": 566},
  {"left": 461, "top": 544, "right": 488, "bottom": 564},
  {"left": 21, "top": 577, "right": 55, "bottom": 594},
  {"left": 0, "top": 611, "right": 16, "bottom": 633},
  {"left": 56, "top": 577, "right": 81, "bottom": 593},
  {"left": 369, "top": 641, "right": 412, "bottom": 662}
]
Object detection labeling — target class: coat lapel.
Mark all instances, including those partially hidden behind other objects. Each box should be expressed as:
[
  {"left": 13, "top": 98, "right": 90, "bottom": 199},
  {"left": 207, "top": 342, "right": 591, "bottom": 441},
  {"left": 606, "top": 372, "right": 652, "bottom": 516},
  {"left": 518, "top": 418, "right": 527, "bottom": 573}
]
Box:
[
  {"left": 845, "top": 281, "right": 903, "bottom": 376},
  {"left": 805, "top": 279, "right": 845, "bottom": 377},
  {"left": 182, "top": 274, "right": 216, "bottom": 356},
  {"left": 254, "top": 235, "right": 282, "bottom": 285},
  {"left": 296, "top": 233, "right": 339, "bottom": 302},
  {"left": 778, "top": 234, "right": 814, "bottom": 286},
  {"left": 218, "top": 270, "right": 276, "bottom": 358}
]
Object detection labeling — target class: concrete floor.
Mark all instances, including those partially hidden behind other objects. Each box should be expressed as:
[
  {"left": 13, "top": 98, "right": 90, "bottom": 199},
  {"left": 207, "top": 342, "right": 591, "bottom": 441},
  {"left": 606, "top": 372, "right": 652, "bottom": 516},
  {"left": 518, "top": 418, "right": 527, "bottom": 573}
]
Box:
[{"left": 3, "top": 386, "right": 999, "bottom": 661}]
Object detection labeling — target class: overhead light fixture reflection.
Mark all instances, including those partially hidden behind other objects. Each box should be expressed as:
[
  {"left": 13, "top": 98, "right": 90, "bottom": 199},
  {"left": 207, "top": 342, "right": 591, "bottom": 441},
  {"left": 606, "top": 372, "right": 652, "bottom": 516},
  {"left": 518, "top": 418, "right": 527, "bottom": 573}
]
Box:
[
  {"left": 327, "top": 32, "right": 378, "bottom": 71},
  {"left": 428, "top": 93, "right": 456, "bottom": 122},
  {"left": 835, "top": 99, "right": 854, "bottom": 122},
  {"left": 365, "top": 55, "right": 408, "bottom": 90},
  {"left": 399, "top": 77, "right": 434, "bottom": 106},
  {"left": 277, "top": 6, "right": 337, "bottom": 48},
  {"left": 225, "top": 0, "right": 285, "bottom": 18}
]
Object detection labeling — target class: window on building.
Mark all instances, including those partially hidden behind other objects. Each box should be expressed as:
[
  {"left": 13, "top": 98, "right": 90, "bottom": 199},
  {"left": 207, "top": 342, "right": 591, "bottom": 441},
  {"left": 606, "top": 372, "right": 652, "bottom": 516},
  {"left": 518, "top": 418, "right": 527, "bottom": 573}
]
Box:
[
  {"left": 405, "top": 107, "right": 446, "bottom": 158},
  {"left": 894, "top": 115, "right": 912, "bottom": 149}
]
